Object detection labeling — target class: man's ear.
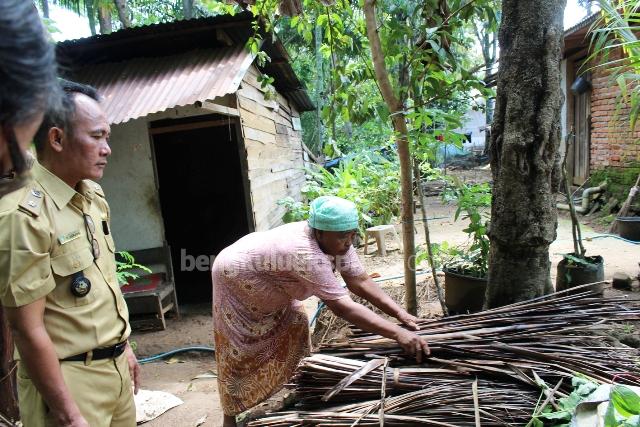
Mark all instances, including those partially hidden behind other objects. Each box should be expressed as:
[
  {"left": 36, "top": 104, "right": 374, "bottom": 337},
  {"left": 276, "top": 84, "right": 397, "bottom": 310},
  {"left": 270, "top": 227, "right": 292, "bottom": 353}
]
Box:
[{"left": 47, "top": 127, "right": 64, "bottom": 153}]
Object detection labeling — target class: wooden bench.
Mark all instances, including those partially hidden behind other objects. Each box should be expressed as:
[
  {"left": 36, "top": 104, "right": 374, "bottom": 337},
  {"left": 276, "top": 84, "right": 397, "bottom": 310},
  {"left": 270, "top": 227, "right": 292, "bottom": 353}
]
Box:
[{"left": 120, "top": 246, "right": 180, "bottom": 330}]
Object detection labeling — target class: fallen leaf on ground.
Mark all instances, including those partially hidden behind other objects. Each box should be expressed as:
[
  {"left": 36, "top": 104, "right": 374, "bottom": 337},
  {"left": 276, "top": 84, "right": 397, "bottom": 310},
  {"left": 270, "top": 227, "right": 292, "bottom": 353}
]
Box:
[{"left": 164, "top": 357, "right": 183, "bottom": 364}]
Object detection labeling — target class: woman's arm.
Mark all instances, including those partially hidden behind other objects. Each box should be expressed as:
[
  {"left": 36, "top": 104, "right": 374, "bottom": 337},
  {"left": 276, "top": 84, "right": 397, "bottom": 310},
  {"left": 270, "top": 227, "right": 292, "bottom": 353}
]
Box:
[
  {"left": 323, "top": 296, "right": 430, "bottom": 363},
  {"left": 343, "top": 273, "right": 421, "bottom": 329}
]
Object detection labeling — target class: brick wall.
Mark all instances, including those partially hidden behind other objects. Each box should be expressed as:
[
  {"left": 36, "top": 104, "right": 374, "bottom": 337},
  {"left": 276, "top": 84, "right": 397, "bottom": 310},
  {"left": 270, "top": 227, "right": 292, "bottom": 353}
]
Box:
[{"left": 589, "top": 48, "right": 640, "bottom": 170}]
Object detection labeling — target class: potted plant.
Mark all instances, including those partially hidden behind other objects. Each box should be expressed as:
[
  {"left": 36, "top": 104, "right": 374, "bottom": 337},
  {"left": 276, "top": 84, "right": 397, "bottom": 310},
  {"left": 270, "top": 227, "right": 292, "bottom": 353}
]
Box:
[
  {"left": 612, "top": 172, "right": 640, "bottom": 241},
  {"left": 439, "top": 180, "right": 491, "bottom": 313},
  {"left": 556, "top": 137, "right": 604, "bottom": 291},
  {"left": 116, "top": 251, "right": 151, "bottom": 287}
]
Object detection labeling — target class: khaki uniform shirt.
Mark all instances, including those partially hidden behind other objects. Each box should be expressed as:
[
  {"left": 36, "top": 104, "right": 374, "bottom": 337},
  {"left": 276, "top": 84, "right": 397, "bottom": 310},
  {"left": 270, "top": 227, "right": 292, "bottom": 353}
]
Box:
[{"left": 0, "top": 162, "right": 130, "bottom": 359}]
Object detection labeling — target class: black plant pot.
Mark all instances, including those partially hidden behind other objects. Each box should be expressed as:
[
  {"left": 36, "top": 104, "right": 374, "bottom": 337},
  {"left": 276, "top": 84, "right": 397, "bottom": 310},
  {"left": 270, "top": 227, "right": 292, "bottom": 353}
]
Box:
[
  {"left": 443, "top": 267, "right": 488, "bottom": 314},
  {"left": 616, "top": 217, "right": 640, "bottom": 241},
  {"left": 556, "top": 255, "right": 604, "bottom": 292}
]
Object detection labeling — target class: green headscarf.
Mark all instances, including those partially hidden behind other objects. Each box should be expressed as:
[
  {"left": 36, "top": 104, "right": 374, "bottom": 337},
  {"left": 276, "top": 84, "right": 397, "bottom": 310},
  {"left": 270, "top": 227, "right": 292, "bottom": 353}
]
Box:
[{"left": 308, "top": 196, "right": 358, "bottom": 232}]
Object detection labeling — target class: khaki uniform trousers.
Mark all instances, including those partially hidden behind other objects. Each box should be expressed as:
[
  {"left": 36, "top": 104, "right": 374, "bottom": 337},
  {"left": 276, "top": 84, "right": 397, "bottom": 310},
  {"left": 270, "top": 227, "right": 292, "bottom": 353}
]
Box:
[{"left": 17, "top": 353, "right": 135, "bottom": 427}]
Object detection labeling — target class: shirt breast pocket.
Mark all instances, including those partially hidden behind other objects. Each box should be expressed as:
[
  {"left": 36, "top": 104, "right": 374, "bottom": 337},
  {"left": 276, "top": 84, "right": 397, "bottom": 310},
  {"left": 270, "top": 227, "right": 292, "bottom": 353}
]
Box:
[{"left": 50, "top": 245, "right": 95, "bottom": 308}]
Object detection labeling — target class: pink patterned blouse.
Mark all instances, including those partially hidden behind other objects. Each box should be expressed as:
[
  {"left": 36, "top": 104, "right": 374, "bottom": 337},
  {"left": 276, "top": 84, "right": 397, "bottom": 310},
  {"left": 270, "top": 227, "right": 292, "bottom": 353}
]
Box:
[
  {"left": 213, "top": 221, "right": 365, "bottom": 312},
  {"left": 211, "top": 221, "right": 366, "bottom": 415}
]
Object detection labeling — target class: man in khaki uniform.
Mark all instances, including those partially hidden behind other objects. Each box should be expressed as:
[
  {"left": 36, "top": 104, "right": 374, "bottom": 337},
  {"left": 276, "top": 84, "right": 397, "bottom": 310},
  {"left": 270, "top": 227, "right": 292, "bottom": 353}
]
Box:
[{"left": 0, "top": 80, "right": 139, "bottom": 427}]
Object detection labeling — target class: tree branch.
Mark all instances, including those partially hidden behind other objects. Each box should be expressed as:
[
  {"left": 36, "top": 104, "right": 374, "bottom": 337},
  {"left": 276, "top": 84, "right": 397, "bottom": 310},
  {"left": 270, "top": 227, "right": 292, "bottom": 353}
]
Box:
[{"left": 363, "top": 0, "right": 417, "bottom": 314}]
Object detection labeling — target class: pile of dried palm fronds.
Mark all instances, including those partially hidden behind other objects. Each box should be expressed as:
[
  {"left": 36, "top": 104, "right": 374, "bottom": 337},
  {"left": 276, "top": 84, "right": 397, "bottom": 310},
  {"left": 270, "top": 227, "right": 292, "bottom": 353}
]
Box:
[{"left": 248, "top": 284, "right": 640, "bottom": 426}]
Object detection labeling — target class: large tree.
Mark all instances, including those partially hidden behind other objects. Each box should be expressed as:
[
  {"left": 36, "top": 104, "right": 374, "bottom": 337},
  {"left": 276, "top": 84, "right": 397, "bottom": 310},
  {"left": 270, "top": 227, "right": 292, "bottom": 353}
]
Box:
[{"left": 484, "top": 0, "right": 566, "bottom": 308}]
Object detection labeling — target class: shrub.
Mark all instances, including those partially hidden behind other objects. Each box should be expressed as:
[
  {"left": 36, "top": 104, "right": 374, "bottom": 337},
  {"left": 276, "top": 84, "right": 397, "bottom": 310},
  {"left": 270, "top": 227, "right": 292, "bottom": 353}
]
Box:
[{"left": 278, "top": 154, "right": 401, "bottom": 233}]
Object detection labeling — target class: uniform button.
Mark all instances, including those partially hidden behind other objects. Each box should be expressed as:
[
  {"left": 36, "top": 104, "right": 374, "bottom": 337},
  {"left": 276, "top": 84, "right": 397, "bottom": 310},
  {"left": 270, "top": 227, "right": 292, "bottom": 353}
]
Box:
[
  {"left": 28, "top": 200, "right": 36, "bottom": 207},
  {"left": 31, "top": 190, "right": 43, "bottom": 198}
]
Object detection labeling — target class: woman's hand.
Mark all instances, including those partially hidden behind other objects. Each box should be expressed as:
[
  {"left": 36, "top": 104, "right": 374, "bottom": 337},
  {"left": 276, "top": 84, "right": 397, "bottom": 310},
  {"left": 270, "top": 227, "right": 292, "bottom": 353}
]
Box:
[
  {"left": 394, "top": 328, "right": 430, "bottom": 363},
  {"left": 396, "top": 311, "right": 421, "bottom": 331},
  {"left": 323, "top": 297, "right": 430, "bottom": 363}
]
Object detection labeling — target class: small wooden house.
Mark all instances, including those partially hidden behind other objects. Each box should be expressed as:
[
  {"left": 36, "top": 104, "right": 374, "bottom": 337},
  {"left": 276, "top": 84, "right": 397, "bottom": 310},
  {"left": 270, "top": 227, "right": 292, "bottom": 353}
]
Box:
[
  {"left": 562, "top": 13, "right": 640, "bottom": 188},
  {"left": 56, "top": 12, "right": 316, "bottom": 303}
]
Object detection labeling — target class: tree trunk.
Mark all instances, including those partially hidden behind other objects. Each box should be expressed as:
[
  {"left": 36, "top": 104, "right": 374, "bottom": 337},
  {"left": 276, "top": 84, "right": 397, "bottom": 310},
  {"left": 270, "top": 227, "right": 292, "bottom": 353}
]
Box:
[
  {"left": 113, "top": 0, "right": 131, "bottom": 28},
  {"left": 41, "top": 0, "right": 50, "bottom": 18},
  {"left": 484, "top": 0, "right": 565, "bottom": 308},
  {"left": 183, "top": 0, "right": 194, "bottom": 19},
  {"left": 363, "top": 0, "right": 417, "bottom": 315},
  {"left": 314, "top": 24, "right": 325, "bottom": 154},
  {"left": 98, "top": 5, "right": 113, "bottom": 34},
  {"left": 0, "top": 308, "right": 18, "bottom": 422},
  {"left": 86, "top": 0, "right": 97, "bottom": 36}
]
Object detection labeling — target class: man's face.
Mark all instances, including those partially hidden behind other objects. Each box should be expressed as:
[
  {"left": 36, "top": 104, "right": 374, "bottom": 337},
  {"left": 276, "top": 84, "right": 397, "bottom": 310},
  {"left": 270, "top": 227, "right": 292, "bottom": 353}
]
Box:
[
  {"left": 62, "top": 94, "right": 111, "bottom": 181},
  {"left": 315, "top": 229, "right": 357, "bottom": 256}
]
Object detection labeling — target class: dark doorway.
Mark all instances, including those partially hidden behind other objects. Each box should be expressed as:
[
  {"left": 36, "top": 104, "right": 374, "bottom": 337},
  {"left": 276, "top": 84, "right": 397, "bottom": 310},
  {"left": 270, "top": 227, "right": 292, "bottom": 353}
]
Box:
[{"left": 151, "top": 116, "right": 251, "bottom": 303}]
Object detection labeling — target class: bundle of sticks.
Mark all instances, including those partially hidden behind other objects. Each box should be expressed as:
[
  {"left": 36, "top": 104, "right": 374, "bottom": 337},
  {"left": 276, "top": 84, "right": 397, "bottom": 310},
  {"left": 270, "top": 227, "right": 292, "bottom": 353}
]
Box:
[{"left": 248, "top": 284, "right": 640, "bottom": 426}]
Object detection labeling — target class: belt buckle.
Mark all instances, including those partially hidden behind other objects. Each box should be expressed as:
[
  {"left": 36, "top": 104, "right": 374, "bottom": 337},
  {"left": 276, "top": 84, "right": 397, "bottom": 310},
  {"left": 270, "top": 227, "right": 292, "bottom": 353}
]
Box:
[{"left": 113, "top": 341, "right": 126, "bottom": 357}]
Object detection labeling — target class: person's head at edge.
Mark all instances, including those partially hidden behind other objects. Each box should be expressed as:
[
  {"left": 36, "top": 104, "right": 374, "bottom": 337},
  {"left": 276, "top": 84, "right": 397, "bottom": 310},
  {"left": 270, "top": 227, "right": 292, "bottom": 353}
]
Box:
[
  {"left": 34, "top": 80, "right": 111, "bottom": 189},
  {"left": 0, "top": 0, "right": 60, "bottom": 196},
  {"left": 308, "top": 196, "right": 359, "bottom": 256}
]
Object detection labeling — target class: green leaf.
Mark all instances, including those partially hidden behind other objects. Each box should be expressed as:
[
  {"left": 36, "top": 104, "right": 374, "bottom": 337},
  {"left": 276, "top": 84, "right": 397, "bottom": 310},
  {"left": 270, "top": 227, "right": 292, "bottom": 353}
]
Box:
[
  {"left": 605, "top": 401, "right": 618, "bottom": 427},
  {"left": 612, "top": 385, "right": 640, "bottom": 417},
  {"left": 618, "top": 74, "right": 629, "bottom": 100},
  {"left": 562, "top": 253, "right": 596, "bottom": 267},
  {"left": 530, "top": 418, "right": 544, "bottom": 427},
  {"left": 575, "top": 381, "right": 598, "bottom": 397},
  {"left": 622, "top": 415, "right": 640, "bottom": 427},
  {"left": 537, "top": 410, "right": 572, "bottom": 421}
]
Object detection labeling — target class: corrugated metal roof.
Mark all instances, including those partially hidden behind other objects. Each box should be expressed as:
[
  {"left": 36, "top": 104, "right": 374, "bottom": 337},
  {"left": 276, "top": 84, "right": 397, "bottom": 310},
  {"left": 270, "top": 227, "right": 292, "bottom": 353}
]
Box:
[
  {"left": 73, "top": 46, "right": 255, "bottom": 124},
  {"left": 57, "top": 13, "right": 255, "bottom": 65},
  {"left": 565, "top": 12, "right": 600, "bottom": 36},
  {"left": 59, "top": 13, "right": 314, "bottom": 118}
]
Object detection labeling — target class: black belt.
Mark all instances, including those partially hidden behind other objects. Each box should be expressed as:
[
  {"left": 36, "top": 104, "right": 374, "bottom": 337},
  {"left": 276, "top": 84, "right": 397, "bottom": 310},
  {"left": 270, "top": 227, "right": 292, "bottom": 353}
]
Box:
[{"left": 61, "top": 341, "right": 127, "bottom": 362}]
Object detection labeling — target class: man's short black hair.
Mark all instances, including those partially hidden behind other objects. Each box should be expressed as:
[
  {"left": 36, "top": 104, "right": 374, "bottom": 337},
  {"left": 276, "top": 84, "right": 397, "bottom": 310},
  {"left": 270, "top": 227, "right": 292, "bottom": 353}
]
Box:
[{"left": 34, "top": 79, "right": 101, "bottom": 153}]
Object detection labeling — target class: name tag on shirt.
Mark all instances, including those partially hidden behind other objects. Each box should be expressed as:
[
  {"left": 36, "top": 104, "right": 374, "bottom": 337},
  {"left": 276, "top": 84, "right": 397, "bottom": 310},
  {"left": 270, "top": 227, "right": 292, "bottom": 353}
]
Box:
[{"left": 58, "top": 230, "right": 81, "bottom": 245}]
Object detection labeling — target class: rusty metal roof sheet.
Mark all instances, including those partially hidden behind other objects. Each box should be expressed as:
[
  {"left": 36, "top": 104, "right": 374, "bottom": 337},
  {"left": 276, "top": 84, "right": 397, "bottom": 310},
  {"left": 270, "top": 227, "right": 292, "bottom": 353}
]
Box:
[
  {"left": 58, "top": 13, "right": 314, "bottom": 116},
  {"left": 73, "top": 46, "right": 254, "bottom": 124}
]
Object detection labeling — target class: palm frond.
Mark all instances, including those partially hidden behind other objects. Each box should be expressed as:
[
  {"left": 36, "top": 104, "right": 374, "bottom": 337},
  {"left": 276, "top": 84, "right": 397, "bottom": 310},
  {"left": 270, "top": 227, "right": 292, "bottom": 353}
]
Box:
[{"left": 587, "top": 0, "right": 640, "bottom": 129}]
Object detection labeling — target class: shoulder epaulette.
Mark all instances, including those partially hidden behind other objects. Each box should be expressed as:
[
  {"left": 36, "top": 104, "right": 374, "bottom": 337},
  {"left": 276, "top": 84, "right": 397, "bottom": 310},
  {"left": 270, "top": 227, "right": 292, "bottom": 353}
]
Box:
[
  {"left": 18, "top": 188, "right": 44, "bottom": 217},
  {"left": 88, "top": 180, "right": 105, "bottom": 198}
]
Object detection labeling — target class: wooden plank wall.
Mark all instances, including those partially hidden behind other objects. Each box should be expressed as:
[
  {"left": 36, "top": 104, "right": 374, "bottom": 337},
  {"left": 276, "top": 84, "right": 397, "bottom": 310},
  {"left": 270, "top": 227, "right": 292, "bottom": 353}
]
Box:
[{"left": 237, "top": 65, "right": 308, "bottom": 231}]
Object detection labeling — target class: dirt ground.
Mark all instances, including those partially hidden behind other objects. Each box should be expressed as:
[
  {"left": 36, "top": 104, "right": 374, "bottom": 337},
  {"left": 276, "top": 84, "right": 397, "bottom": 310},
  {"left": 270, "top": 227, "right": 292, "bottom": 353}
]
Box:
[{"left": 131, "top": 167, "right": 640, "bottom": 427}]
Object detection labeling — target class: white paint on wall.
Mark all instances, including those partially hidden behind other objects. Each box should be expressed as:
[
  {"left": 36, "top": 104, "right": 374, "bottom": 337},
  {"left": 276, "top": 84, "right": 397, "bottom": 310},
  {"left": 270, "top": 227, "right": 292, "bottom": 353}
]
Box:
[
  {"left": 457, "top": 109, "right": 487, "bottom": 152},
  {"left": 100, "top": 118, "right": 166, "bottom": 251}
]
